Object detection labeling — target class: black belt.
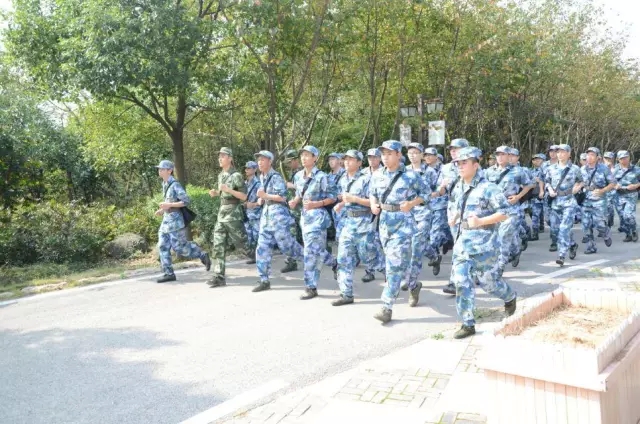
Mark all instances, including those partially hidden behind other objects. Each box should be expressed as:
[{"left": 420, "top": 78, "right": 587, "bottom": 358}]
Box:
[
  {"left": 221, "top": 198, "right": 241, "bottom": 205},
  {"left": 347, "top": 210, "right": 371, "bottom": 218},
  {"left": 380, "top": 204, "right": 401, "bottom": 212}
]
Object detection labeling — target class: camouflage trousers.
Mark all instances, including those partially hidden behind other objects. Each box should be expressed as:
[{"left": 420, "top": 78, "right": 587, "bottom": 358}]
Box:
[
  {"left": 245, "top": 218, "right": 260, "bottom": 250},
  {"left": 550, "top": 204, "right": 577, "bottom": 257},
  {"left": 212, "top": 219, "right": 248, "bottom": 277},
  {"left": 497, "top": 215, "right": 520, "bottom": 268},
  {"left": 337, "top": 228, "right": 378, "bottom": 298},
  {"left": 380, "top": 232, "right": 412, "bottom": 310},
  {"left": 582, "top": 200, "right": 611, "bottom": 251},
  {"left": 302, "top": 230, "right": 336, "bottom": 289},
  {"left": 451, "top": 250, "right": 516, "bottom": 327},
  {"left": 365, "top": 228, "right": 386, "bottom": 274},
  {"left": 158, "top": 228, "right": 205, "bottom": 276},
  {"left": 424, "top": 209, "right": 452, "bottom": 260},
  {"left": 617, "top": 195, "right": 638, "bottom": 235},
  {"left": 256, "top": 224, "right": 304, "bottom": 283},
  {"left": 530, "top": 201, "right": 544, "bottom": 234},
  {"left": 405, "top": 215, "right": 431, "bottom": 290}
]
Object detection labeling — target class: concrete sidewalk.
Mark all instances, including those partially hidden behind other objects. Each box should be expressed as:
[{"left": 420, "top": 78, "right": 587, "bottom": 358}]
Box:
[{"left": 219, "top": 258, "right": 640, "bottom": 424}]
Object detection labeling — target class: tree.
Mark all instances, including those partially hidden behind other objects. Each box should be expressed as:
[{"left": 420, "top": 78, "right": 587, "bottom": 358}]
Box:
[{"left": 6, "top": 0, "right": 235, "bottom": 183}]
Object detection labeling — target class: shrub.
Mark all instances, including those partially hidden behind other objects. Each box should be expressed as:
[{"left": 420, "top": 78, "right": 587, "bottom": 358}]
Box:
[{"left": 104, "top": 233, "right": 148, "bottom": 259}]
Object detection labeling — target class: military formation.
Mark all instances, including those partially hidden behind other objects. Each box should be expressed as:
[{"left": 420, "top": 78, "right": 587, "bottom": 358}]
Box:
[{"left": 153, "top": 141, "right": 639, "bottom": 339}]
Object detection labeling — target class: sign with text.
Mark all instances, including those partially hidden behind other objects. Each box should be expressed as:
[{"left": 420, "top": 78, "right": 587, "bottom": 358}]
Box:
[
  {"left": 428, "top": 120, "right": 445, "bottom": 146},
  {"left": 399, "top": 124, "right": 412, "bottom": 146}
]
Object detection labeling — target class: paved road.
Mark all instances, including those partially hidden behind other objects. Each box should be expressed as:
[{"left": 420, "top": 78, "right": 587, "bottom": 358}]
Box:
[{"left": 0, "top": 223, "right": 636, "bottom": 424}]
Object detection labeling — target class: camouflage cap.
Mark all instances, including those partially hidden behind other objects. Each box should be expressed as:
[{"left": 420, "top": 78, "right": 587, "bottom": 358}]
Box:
[
  {"left": 344, "top": 149, "right": 363, "bottom": 161},
  {"left": 455, "top": 147, "right": 482, "bottom": 162},
  {"left": 586, "top": 147, "right": 601, "bottom": 156},
  {"left": 215, "top": 147, "right": 233, "bottom": 157},
  {"left": 367, "top": 148, "right": 381, "bottom": 158},
  {"left": 557, "top": 144, "right": 571, "bottom": 152},
  {"left": 603, "top": 151, "right": 615, "bottom": 160},
  {"left": 509, "top": 148, "right": 520, "bottom": 156},
  {"left": 617, "top": 150, "right": 630, "bottom": 159},
  {"left": 437, "top": 154, "right": 444, "bottom": 162},
  {"left": 245, "top": 161, "right": 258, "bottom": 169},
  {"left": 254, "top": 150, "right": 274, "bottom": 161},
  {"left": 379, "top": 140, "right": 403, "bottom": 152},
  {"left": 407, "top": 142, "right": 424, "bottom": 153},
  {"left": 155, "top": 160, "right": 174, "bottom": 170},
  {"left": 424, "top": 147, "right": 438, "bottom": 156},
  {"left": 533, "top": 153, "right": 546, "bottom": 160},
  {"left": 300, "top": 145, "right": 320, "bottom": 157},
  {"left": 579, "top": 153, "right": 588, "bottom": 160},
  {"left": 283, "top": 149, "right": 299, "bottom": 162},
  {"left": 449, "top": 138, "right": 469, "bottom": 149},
  {"left": 495, "top": 145, "right": 510, "bottom": 154}
]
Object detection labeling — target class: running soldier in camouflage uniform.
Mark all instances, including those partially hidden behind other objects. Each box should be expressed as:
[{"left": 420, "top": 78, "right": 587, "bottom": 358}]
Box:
[
  {"left": 244, "top": 161, "right": 262, "bottom": 264},
  {"left": 614, "top": 151, "right": 640, "bottom": 242},
  {"left": 207, "top": 147, "right": 249, "bottom": 287},
  {"left": 361, "top": 148, "right": 386, "bottom": 282},
  {"left": 252, "top": 150, "right": 304, "bottom": 292},
  {"left": 332, "top": 150, "right": 379, "bottom": 306},
  {"left": 154, "top": 160, "right": 211, "bottom": 283},
  {"left": 282, "top": 149, "right": 303, "bottom": 273},
  {"left": 447, "top": 147, "right": 517, "bottom": 339},
  {"left": 370, "top": 140, "right": 428, "bottom": 323}
]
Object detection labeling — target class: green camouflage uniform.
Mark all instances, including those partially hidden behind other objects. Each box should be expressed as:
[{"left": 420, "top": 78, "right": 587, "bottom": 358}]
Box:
[{"left": 212, "top": 166, "right": 248, "bottom": 277}]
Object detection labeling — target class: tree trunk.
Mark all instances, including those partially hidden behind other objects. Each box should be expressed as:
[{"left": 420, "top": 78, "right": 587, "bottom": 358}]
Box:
[{"left": 170, "top": 127, "right": 187, "bottom": 185}]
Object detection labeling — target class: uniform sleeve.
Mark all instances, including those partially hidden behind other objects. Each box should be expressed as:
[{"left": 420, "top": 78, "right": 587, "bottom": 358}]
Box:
[
  {"left": 415, "top": 172, "right": 431, "bottom": 201},
  {"left": 487, "top": 184, "right": 511, "bottom": 216},
  {"left": 361, "top": 175, "right": 371, "bottom": 198},
  {"left": 232, "top": 172, "right": 247, "bottom": 193},
  {"left": 173, "top": 182, "right": 190, "bottom": 206},
  {"left": 603, "top": 166, "right": 614, "bottom": 185},
  {"left": 574, "top": 166, "right": 584, "bottom": 183},
  {"left": 271, "top": 174, "right": 288, "bottom": 197},
  {"left": 322, "top": 174, "right": 337, "bottom": 200},
  {"left": 520, "top": 169, "right": 532, "bottom": 186},
  {"left": 294, "top": 173, "right": 302, "bottom": 198}
]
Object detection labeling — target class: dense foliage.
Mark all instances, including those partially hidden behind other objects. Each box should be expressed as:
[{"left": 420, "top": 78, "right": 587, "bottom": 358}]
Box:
[{"left": 1, "top": 0, "right": 640, "bottom": 266}]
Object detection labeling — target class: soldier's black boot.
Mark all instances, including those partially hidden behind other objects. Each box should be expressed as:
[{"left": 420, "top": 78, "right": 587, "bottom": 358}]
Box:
[
  {"left": 331, "top": 295, "right": 354, "bottom": 306},
  {"left": 454, "top": 325, "right": 476, "bottom": 339},
  {"left": 442, "top": 283, "right": 456, "bottom": 295},
  {"left": 280, "top": 259, "right": 298, "bottom": 273},
  {"left": 623, "top": 234, "right": 633, "bottom": 242},
  {"left": 252, "top": 281, "right": 270, "bottom": 292},
  {"left": 300, "top": 288, "right": 318, "bottom": 300},
  {"left": 633, "top": 232, "right": 639, "bottom": 242},
  {"left": 245, "top": 249, "right": 256, "bottom": 265},
  {"left": 361, "top": 272, "right": 375, "bottom": 283},
  {"left": 549, "top": 242, "right": 558, "bottom": 252},
  {"left": 505, "top": 297, "right": 517, "bottom": 317},
  {"left": 156, "top": 274, "right": 176, "bottom": 283},
  {"left": 373, "top": 307, "right": 392, "bottom": 323},
  {"left": 409, "top": 282, "right": 422, "bottom": 307},
  {"left": 208, "top": 275, "right": 226, "bottom": 288},
  {"left": 200, "top": 253, "right": 211, "bottom": 271}
]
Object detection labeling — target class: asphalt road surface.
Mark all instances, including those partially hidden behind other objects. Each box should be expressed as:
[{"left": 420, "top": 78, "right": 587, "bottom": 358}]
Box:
[{"left": 1, "top": 222, "right": 637, "bottom": 424}]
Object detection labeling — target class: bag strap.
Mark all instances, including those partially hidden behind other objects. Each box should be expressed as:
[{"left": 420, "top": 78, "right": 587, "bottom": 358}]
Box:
[
  {"left": 300, "top": 169, "right": 319, "bottom": 198},
  {"left": 495, "top": 167, "right": 512, "bottom": 185},
  {"left": 585, "top": 167, "right": 598, "bottom": 188},
  {"left": 345, "top": 176, "right": 358, "bottom": 194},
  {"left": 455, "top": 185, "right": 477, "bottom": 242},
  {"left": 247, "top": 180, "right": 259, "bottom": 199},
  {"left": 616, "top": 166, "right": 634, "bottom": 183},
  {"left": 552, "top": 165, "right": 572, "bottom": 193},
  {"left": 163, "top": 181, "right": 176, "bottom": 199},
  {"left": 380, "top": 170, "right": 404, "bottom": 204},
  {"left": 431, "top": 168, "right": 442, "bottom": 191}
]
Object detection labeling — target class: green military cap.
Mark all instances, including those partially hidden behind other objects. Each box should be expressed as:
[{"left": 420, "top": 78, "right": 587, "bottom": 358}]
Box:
[
  {"left": 283, "top": 149, "right": 299, "bottom": 162},
  {"left": 214, "top": 147, "right": 233, "bottom": 157}
]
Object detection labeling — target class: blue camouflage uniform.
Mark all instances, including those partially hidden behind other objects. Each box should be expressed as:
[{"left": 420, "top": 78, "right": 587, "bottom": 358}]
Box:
[
  {"left": 541, "top": 147, "right": 558, "bottom": 230},
  {"left": 511, "top": 149, "right": 533, "bottom": 242},
  {"left": 336, "top": 152, "right": 378, "bottom": 300},
  {"left": 405, "top": 143, "right": 436, "bottom": 285},
  {"left": 371, "top": 141, "right": 428, "bottom": 312},
  {"left": 485, "top": 147, "right": 531, "bottom": 269},
  {"left": 157, "top": 173, "right": 207, "bottom": 276},
  {"left": 295, "top": 147, "right": 337, "bottom": 290},
  {"left": 362, "top": 149, "right": 386, "bottom": 275},
  {"left": 448, "top": 147, "right": 516, "bottom": 330},
  {"left": 579, "top": 148, "right": 614, "bottom": 253},
  {"left": 529, "top": 154, "right": 546, "bottom": 237},
  {"left": 603, "top": 152, "right": 617, "bottom": 227},
  {"left": 545, "top": 146, "right": 582, "bottom": 261},
  {"left": 614, "top": 151, "right": 639, "bottom": 239},
  {"left": 424, "top": 147, "right": 452, "bottom": 263},
  {"left": 254, "top": 152, "right": 304, "bottom": 284},
  {"left": 327, "top": 155, "right": 346, "bottom": 240},
  {"left": 244, "top": 162, "right": 262, "bottom": 252}
]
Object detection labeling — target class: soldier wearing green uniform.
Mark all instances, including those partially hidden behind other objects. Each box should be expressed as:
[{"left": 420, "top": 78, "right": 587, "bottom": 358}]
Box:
[{"left": 207, "top": 147, "right": 249, "bottom": 287}]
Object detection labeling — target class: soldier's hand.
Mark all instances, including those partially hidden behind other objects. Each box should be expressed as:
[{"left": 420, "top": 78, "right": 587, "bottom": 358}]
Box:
[
  {"left": 286, "top": 182, "right": 295, "bottom": 189},
  {"left": 288, "top": 199, "right": 298, "bottom": 209},
  {"left": 399, "top": 201, "right": 412, "bottom": 213},
  {"left": 155, "top": 209, "right": 164, "bottom": 217},
  {"left": 467, "top": 213, "right": 480, "bottom": 229},
  {"left": 219, "top": 184, "right": 230, "bottom": 193},
  {"left": 507, "top": 195, "right": 518, "bottom": 205},
  {"left": 371, "top": 203, "right": 381, "bottom": 215},
  {"left": 548, "top": 189, "right": 557, "bottom": 198},
  {"left": 159, "top": 202, "right": 171, "bottom": 210},
  {"left": 257, "top": 198, "right": 265, "bottom": 206},
  {"left": 334, "top": 202, "right": 344, "bottom": 213},
  {"left": 256, "top": 188, "right": 266, "bottom": 199},
  {"left": 430, "top": 192, "right": 439, "bottom": 199},
  {"left": 209, "top": 189, "right": 219, "bottom": 197},
  {"left": 343, "top": 193, "right": 354, "bottom": 203}
]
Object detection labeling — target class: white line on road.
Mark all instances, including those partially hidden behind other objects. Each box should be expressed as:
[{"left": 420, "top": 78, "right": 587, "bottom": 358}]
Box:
[
  {"left": 523, "top": 259, "right": 610, "bottom": 285},
  {"left": 180, "top": 379, "right": 289, "bottom": 424}
]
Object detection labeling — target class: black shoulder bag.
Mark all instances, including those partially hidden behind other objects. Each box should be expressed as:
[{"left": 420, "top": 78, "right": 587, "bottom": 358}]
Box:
[
  {"left": 242, "top": 179, "right": 259, "bottom": 222},
  {"left": 164, "top": 181, "right": 197, "bottom": 226},
  {"left": 546, "top": 166, "right": 572, "bottom": 207},
  {"left": 616, "top": 166, "right": 637, "bottom": 194},
  {"left": 575, "top": 167, "right": 597, "bottom": 206},
  {"left": 371, "top": 170, "right": 404, "bottom": 231}
]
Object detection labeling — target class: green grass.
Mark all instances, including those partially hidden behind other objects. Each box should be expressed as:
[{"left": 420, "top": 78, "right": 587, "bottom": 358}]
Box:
[{"left": 431, "top": 332, "right": 445, "bottom": 340}]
